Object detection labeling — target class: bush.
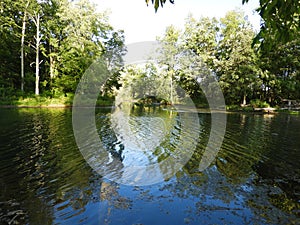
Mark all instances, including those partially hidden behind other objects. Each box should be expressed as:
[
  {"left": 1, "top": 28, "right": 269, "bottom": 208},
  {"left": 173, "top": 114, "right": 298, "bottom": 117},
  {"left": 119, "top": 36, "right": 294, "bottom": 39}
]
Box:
[{"left": 250, "top": 99, "right": 270, "bottom": 108}]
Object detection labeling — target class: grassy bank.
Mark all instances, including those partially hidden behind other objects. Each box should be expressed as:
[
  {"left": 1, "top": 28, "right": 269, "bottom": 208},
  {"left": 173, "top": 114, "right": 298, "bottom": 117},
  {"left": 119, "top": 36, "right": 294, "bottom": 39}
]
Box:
[
  {"left": 0, "top": 93, "right": 115, "bottom": 107},
  {"left": 1, "top": 95, "right": 299, "bottom": 115}
]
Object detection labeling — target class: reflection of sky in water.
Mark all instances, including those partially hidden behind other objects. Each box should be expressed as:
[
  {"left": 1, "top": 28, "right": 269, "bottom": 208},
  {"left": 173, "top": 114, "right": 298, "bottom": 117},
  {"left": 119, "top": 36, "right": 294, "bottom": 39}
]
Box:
[
  {"left": 111, "top": 110, "right": 172, "bottom": 166},
  {"left": 0, "top": 109, "right": 299, "bottom": 224},
  {"left": 54, "top": 169, "right": 267, "bottom": 225}
]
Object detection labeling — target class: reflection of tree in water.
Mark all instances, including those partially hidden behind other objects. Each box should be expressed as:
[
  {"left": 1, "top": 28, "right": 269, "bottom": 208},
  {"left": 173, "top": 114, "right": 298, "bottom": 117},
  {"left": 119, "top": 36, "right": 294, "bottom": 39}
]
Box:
[
  {"left": 1, "top": 109, "right": 100, "bottom": 224},
  {"left": 106, "top": 105, "right": 177, "bottom": 163},
  {"left": 100, "top": 182, "right": 132, "bottom": 209},
  {"left": 216, "top": 114, "right": 271, "bottom": 183},
  {"left": 158, "top": 113, "right": 300, "bottom": 224},
  {"left": 0, "top": 109, "right": 55, "bottom": 224},
  {"left": 128, "top": 105, "right": 200, "bottom": 182},
  {"left": 251, "top": 114, "right": 300, "bottom": 218},
  {"left": 159, "top": 114, "right": 236, "bottom": 201},
  {"left": 97, "top": 114, "right": 125, "bottom": 162}
]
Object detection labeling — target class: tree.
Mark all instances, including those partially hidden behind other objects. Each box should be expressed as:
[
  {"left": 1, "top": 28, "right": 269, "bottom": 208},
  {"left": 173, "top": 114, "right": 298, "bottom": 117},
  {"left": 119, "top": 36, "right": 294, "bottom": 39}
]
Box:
[
  {"left": 101, "top": 30, "right": 127, "bottom": 95},
  {"left": 0, "top": 0, "right": 125, "bottom": 99},
  {"left": 0, "top": 0, "right": 21, "bottom": 95},
  {"left": 181, "top": 15, "right": 219, "bottom": 104},
  {"left": 29, "top": 11, "right": 42, "bottom": 95},
  {"left": 146, "top": 0, "right": 174, "bottom": 11},
  {"left": 242, "top": 0, "right": 300, "bottom": 45},
  {"left": 258, "top": 31, "right": 300, "bottom": 103},
  {"left": 147, "top": 0, "right": 300, "bottom": 47},
  {"left": 54, "top": 0, "right": 114, "bottom": 95},
  {"left": 183, "top": 15, "right": 219, "bottom": 68},
  {"left": 216, "top": 11, "right": 260, "bottom": 105},
  {"left": 20, "top": 0, "right": 30, "bottom": 92},
  {"left": 156, "top": 25, "right": 181, "bottom": 104},
  {"left": 42, "top": 0, "right": 62, "bottom": 89},
  {"left": 160, "top": 12, "right": 262, "bottom": 106}
]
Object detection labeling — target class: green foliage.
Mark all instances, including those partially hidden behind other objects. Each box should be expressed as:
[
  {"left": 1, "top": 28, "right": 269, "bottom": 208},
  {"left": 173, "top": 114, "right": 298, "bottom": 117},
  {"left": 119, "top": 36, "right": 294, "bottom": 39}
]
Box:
[
  {"left": 243, "top": 0, "right": 299, "bottom": 47},
  {"left": 1, "top": 0, "right": 300, "bottom": 107},
  {"left": 146, "top": 0, "right": 174, "bottom": 11},
  {"left": 0, "top": 91, "right": 114, "bottom": 107},
  {"left": 258, "top": 32, "right": 300, "bottom": 102},
  {"left": 156, "top": 10, "right": 300, "bottom": 107},
  {"left": 0, "top": 0, "right": 125, "bottom": 104},
  {"left": 147, "top": 0, "right": 300, "bottom": 48},
  {"left": 216, "top": 11, "right": 259, "bottom": 105},
  {"left": 226, "top": 105, "right": 254, "bottom": 112},
  {"left": 117, "top": 63, "right": 175, "bottom": 104},
  {"left": 250, "top": 99, "right": 270, "bottom": 108},
  {"left": 155, "top": 11, "right": 263, "bottom": 106}
]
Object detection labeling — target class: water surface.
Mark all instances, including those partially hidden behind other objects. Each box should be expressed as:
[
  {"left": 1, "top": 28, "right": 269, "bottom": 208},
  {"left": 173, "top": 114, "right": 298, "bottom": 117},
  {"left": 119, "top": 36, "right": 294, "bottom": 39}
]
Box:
[{"left": 0, "top": 108, "right": 299, "bottom": 224}]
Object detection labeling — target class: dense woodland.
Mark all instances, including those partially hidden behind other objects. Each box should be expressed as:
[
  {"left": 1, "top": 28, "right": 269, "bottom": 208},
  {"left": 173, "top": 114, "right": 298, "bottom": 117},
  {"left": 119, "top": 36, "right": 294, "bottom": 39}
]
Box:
[
  {"left": 0, "top": 0, "right": 126, "bottom": 105},
  {"left": 0, "top": 0, "right": 299, "bottom": 107}
]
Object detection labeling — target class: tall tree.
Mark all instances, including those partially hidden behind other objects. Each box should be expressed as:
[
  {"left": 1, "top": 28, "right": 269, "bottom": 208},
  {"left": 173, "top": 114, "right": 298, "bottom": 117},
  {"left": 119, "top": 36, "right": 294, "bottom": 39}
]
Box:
[
  {"left": 54, "top": 0, "right": 113, "bottom": 94},
  {"left": 156, "top": 25, "right": 181, "bottom": 104},
  {"left": 0, "top": 0, "right": 25, "bottom": 94},
  {"left": 20, "top": 0, "right": 30, "bottom": 92},
  {"left": 0, "top": 0, "right": 126, "bottom": 98},
  {"left": 155, "top": 10, "right": 263, "bottom": 106},
  {"left": 181, "top": 15, "right": 220, "bottom": 103},
  {"left": 216, "top": 11, "right": 260, "bottom": 105},
  {"left": 101, "top": 30, "right": 127, "bottom": 95},
  {"left": 42, "top": 0, "right": 62, "bottom": 89},
  {"left": 29, "top": 11, "right": 42, "bottom": 95},
  {"left": 258, "top": 31, "right": 300, "bottom": 103},
  {"left": 183, "top": 15, "right": 219, "bottom": 68}
]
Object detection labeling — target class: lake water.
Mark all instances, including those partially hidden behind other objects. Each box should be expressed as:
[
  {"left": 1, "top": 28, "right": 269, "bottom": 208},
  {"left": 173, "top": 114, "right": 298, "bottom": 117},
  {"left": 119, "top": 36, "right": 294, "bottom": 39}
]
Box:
[{"left": 0, "top": 107, "right": 299, "bottom": 224}]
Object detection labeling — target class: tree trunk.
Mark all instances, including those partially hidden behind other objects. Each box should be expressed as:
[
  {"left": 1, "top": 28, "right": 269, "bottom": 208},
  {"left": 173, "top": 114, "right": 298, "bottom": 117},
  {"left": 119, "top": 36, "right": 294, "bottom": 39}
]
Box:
[
  {"left": 21, "top": 1, "right": 30, "bottom": 92},
  {"left": 49, "top": 53, "right": 54, "bottom": 80},
  {"left": 35, "top": 13, "right": 40, "bottom": 95},
  {"left": 170, "top": 71, "right": 173, "bottom": 105},
  {"left": 242, "top": 94, "right": 246, "bottom": 106}
]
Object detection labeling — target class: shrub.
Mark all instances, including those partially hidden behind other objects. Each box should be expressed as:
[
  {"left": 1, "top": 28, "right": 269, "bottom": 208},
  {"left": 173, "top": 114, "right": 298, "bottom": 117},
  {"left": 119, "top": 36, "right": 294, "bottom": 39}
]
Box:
[{"left": 250, "top": 99, "right": 270, "bottom": 108}]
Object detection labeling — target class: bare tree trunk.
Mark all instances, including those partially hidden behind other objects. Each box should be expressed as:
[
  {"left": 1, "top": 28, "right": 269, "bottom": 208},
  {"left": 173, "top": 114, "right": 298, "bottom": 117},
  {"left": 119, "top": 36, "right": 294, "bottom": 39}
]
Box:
[
  {"left": 49, "top": 50, "right": 54, "bottom": 94},
  {"left": 242, "top": 94, "right": 246, "bottom": 106},
  {"left": 170, "top": 73, "right": 173, "bottom": 105},
  {"left": 49, "top": 53, "right": 54, "bottom": 80},
  {"left": 21, "top": 13, "right": 26, "bottom": 92},
  {"left": 35, "top": 13, "right": 40, "bottom": 95},
  {"left": 21, "top": 1, "right": 30, "bottom": 92}
]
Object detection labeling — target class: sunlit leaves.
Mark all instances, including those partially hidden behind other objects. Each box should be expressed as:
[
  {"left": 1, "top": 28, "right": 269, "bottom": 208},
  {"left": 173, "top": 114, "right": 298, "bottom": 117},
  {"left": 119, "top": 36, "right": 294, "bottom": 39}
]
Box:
[
  {"left": 243, "top": 0, "right": 300, "bottom": 48},
  {"left": 0, "top": 0, "right": 125, "bottom": 97},
  {"left": 216, "top": 11, "right": 259, "bottom": 105},
  {"left": 145, "top": 0, "right": 174, "bottom": 12}
]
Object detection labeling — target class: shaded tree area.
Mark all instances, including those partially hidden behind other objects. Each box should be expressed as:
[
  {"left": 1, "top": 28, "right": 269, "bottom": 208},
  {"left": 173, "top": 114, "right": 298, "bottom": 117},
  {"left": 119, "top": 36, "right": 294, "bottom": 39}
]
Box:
[
  {"left": 144, "top": 0, "right": 300, "bottom": 107},
  {"left": 242, "top": 0, "right": 300, "bottom": 46},
  {"left": 0, "top": 0, "right": 126, "bottom": 104},
  {"left": 124, "top": 10, "right": 299, "bottom": 107},
  {"left": 148, "top": 0, "right": 300, "bottom": 45},
  {"left": 1, "top": 0, "right": 299, "bottom": 107}
]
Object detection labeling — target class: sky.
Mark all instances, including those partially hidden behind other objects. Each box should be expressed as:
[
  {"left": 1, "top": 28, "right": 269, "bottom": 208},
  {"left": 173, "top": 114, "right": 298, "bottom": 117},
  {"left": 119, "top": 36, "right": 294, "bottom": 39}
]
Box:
[{"left": 95, "top": 0, "right": 261, "bottom": 44}]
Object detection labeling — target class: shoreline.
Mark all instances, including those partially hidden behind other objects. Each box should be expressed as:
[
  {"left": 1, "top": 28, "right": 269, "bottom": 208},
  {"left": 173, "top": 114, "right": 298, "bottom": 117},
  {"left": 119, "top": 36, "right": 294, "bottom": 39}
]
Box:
[
  {"left": 0, "top": 104, "right": 114, "bottom": 109},
  {"left": 1, "top": 104, "right": 299, "bottom": 115}
]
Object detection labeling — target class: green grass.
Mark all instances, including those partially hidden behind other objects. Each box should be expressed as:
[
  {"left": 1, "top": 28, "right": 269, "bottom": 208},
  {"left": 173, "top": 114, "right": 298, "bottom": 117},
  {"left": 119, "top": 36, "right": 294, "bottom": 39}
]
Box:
[
  {"left": 0, "top": 93, "right": 114, "bottom": 107},
  {"left": 226, "top": 105, "right": 254, "bottom": 112},
  {"left": 276, "top": 109, "right": 300, "bottom": 115}
]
